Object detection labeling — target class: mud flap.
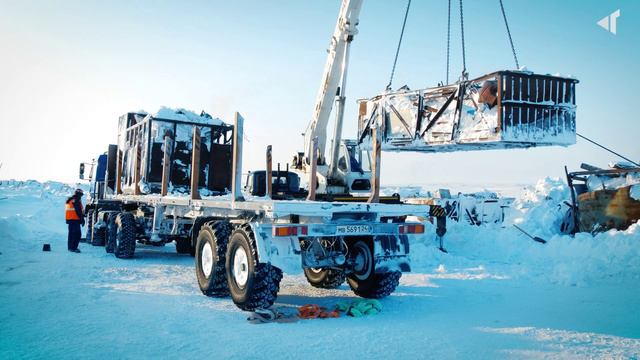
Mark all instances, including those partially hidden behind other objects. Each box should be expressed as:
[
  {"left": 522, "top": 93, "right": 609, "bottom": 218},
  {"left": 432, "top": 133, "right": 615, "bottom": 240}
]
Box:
[{"left": 373, "top": 235, "right": 410, "bottom": 273}]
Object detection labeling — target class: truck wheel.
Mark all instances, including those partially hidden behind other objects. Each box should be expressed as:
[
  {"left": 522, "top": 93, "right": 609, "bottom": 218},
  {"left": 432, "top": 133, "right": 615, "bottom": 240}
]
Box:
[
  {"left": 195, "top": 221, "right": 231, "bottom": 297},
  {"left": 175, "top": 237, "right": 191, "bottom": 254},
  {"left": 190, "top": 217, "right": 218, "bottom": 257},
  {"left": 346, "top": 240, "right": 401, "bottom": 298},
  {"left": 92, "top": 226, "right": 106, "bottom": 246},
  {"left": 84, "top": 209, "right": 93, "bottom": 242},
  {"left": 303, "top": 268, "right": 346, "bottom": 289},
  {"left": 114, "top": 212, "right": 136, "bottom": 259},
  {"left": 225, "top": 224, "right": 282, "bottom": 311},
  {"left": 105, "top": 212, "right": 117, "bottom": 253}
]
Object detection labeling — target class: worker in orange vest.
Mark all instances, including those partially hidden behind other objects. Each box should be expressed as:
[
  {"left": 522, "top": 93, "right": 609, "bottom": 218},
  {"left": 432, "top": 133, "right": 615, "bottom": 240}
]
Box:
[{"left": 65, "top": 189, "right": 85, "bottom": 253}]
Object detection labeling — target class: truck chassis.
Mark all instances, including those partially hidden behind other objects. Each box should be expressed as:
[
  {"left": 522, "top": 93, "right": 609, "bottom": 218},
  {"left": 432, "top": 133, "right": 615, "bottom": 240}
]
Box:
[{"left": 86, "top": 112, "right": 432, "bottom": 311}]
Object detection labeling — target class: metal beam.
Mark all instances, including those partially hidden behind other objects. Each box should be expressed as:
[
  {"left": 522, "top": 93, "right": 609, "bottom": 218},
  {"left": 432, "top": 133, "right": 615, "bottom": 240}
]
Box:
[
  {"left": 161, "top": 135, "right": 172, "bottom": 197},
  {"left": 133, "top": 145, "right": 141, "bottom": 195},
  {"left": 190, "top": 127, "right": 201, "bottom": 200},
  {"left": 367, "top": 127, "right": 381, "bottom": 203},
  {"left": 266, "top": 145, "right": 273, "bottom": 198},
  {"left": 307, "top": 137, "right": 318, "bottom": 201},
  {"left": 232, "top": 112, "right": 245, "bottom": 203}
]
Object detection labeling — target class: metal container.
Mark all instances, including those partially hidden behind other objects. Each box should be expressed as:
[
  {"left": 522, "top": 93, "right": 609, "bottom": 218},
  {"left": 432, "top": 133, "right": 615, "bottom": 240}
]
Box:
[
  {"left": 117, "top": 112, "right": 234, "bottom": 195},
  {"left": 357, "top": 70, "right": 578, "bottom": 152}
]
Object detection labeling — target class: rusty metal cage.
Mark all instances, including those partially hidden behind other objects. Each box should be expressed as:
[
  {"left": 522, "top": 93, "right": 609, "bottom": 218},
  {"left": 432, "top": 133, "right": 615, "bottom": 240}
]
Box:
[{"left": 117, "top": 112, "right": 234, "bottom": 195}]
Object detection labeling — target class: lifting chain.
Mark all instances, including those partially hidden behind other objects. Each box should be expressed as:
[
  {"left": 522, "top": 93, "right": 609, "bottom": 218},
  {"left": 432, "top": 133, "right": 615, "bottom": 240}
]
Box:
[{"left": 459, "top": 0, "right": 467, "bottom": 78}]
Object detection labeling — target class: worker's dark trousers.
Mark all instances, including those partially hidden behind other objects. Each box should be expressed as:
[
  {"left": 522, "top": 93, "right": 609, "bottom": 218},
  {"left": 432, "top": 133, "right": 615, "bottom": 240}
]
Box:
[{"left": 67, "top": 221, "right": 81, "bottom": 250}]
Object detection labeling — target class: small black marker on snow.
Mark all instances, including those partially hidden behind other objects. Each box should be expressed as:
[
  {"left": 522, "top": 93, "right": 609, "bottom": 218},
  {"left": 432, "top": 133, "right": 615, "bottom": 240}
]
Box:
[{"left": 513, "top": 224, "right": 547, "bottom": 244}]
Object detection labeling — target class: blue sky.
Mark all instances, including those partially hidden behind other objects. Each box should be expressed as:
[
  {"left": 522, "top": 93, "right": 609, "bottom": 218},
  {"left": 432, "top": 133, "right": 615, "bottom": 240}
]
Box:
[{"left": 0, "top": 0, "right": 637, "bottom": 188}]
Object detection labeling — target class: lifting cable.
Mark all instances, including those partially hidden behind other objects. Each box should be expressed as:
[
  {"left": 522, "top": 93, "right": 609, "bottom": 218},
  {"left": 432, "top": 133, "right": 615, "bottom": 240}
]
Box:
[
  {"left": 499, "top": 0, "right": 520, "bottom": 69},
  {"left": 577, "top": 133, "right": 640, "bottom": 167},
  {"left": 446, "top": 0, "right": 451, "bottom": 84},
  {"left": 386, "top": 0, "right": 412, "bottom": 90}
]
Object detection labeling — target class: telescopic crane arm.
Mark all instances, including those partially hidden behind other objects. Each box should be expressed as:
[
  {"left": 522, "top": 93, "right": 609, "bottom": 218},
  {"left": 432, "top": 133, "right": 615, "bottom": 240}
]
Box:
[{"left": 303, "top": 0, "right": 362, "bottom": 172}]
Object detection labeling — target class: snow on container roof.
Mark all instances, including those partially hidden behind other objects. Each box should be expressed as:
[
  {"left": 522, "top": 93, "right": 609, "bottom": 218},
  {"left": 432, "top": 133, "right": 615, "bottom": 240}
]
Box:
[{"left": 150, "top": 107, "right": 226, "bottom": 126}]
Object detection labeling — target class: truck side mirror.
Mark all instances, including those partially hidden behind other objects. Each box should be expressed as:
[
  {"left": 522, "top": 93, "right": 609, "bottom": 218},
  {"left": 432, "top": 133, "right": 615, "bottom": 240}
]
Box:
[{"left": 79, "top": 163, "right": 85, "bottom": 180}]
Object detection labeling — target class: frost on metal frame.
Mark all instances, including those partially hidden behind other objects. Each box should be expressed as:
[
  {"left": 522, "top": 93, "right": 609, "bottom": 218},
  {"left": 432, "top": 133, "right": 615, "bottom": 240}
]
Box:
[
  {"left": 357, "top": 70, "right": 578, "bottom": 153},
  {"left": 117, "top": 108, "right": 234, "bottom": 196}
]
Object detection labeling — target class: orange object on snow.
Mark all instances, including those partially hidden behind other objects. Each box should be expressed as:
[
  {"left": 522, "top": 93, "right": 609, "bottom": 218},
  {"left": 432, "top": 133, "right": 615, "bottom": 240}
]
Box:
[{"left": 298, "top": 304, "right": 339, "bottom": 319}]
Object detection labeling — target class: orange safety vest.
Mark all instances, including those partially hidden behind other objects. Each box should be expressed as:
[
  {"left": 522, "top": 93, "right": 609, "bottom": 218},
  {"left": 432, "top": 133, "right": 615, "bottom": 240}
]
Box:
[{"left": 65, "top": 199, "right": 83, "bottom": 221}]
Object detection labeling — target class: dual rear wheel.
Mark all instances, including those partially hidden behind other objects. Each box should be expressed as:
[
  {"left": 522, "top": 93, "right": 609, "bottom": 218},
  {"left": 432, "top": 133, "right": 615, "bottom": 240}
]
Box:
[
  {"left": 304, "top": 239, "right": 401, "bottom": 298},
  {"left": 195, "top": 222, "right": 282, "bottom": 311},
  {"left": 195, "top": 224, "right": 400, "bottom": 311}
]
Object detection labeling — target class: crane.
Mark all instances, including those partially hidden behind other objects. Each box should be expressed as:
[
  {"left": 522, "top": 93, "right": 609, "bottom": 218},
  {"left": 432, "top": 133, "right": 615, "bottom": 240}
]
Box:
[
  {"left": 293, "top": 0, "right": 577, "bottom": 198},
  {"left": 292, "top": 0, "right": 370, "bottom": 196}
]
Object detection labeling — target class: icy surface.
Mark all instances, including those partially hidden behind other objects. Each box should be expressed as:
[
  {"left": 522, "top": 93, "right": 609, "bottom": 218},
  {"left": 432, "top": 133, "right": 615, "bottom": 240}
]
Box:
[{"left": 0, "top": 179, "right": 639, "bottom": 359}]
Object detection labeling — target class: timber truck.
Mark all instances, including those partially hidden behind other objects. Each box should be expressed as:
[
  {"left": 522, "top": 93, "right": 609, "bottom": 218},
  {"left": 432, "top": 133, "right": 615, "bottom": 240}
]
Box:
[
  {"left": 81, "top": 0, "right": 577, "bottom": 311},
  {"left": 82, "top": 108, "right": 431, "bottom": 311}
]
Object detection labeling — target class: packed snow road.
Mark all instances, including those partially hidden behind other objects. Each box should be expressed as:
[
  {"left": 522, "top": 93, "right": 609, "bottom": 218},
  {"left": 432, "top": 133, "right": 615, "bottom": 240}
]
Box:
[
  {"left": 1, "top": 180, "right": 639, "bottom": 359},
  {"left": 1, "top": 243, "right": 638, "bottom": 359}
]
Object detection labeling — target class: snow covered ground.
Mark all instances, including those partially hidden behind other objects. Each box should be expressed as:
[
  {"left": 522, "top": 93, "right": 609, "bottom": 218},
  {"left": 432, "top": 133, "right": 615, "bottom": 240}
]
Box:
[{"left": 1, "top": 179, "right": 639, "bottom": 359}]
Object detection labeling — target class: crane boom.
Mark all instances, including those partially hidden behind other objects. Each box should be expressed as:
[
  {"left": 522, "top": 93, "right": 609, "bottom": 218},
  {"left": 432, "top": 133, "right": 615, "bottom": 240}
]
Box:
[{"left": 303, "top": 0, "right": 362, "bottom": 167}]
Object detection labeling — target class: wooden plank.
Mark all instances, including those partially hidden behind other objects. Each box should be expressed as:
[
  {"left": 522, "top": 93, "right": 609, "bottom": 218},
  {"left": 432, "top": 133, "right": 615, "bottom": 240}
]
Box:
[
  {"left": 522, "top": 76, "right": 530, "bottom": 102},
  {"left": 160, "top": 136, "right": 172, "bottom": 196},
  {"left": 514, "top": 75, "right": 521, "bottom": 102},
  {"left": 190, "top": 127, "right": 201, "bottom": 200},
  {"left": 504, "top": 74, "right": 513, "bottom": 101}
]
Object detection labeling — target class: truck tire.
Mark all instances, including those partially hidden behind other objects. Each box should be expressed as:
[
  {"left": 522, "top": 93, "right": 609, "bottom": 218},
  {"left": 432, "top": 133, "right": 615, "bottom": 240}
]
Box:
[
  {"left": 225, "top": 224, "right": 282, "bottom": 311},
  {"left": 346, "top": 240, "right": 401, "bottom": 298},
  {"left": 195, "top": 221, "right": 231, "bottom": 297},
  {"left": 105, "top": 212, "right": 117, "bottom": 253},
  {"left": 91, "top": 225, "right": 106, "bottom": 246},
  {"left": 175, "top": 237, "right": 191, "bottom": 254},
  {"left": 114, "top": 212, "right": 136, "bottom": 259},
  {"left": 190, "top": 217, "right": 218, "bottom": 257},
  {"left": 303, "top": 268, "right": 346, "bottom": 289},
  {"left": 84, "top": 209, "right": 93, "bottom": 242}
]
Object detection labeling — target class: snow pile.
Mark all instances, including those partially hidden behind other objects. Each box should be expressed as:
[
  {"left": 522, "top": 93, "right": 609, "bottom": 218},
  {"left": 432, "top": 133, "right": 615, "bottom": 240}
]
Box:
[
  {"left": 584, "top": 161, "right": 640, "bottom": 192},
  {"left": 152, "top": 106, "right": 225, "bottom": 125},
  {"left": 1, "top": 179, "right": 638, "bottom": 288},
  {"left": 0, "top": 179, "right": 81, "bottom": 198},
  {"left": 0, "top": 180, "right": 74, "bottom": 250},
  {"left": 410, "top": 177, "right": 640, "bottom": 286}
]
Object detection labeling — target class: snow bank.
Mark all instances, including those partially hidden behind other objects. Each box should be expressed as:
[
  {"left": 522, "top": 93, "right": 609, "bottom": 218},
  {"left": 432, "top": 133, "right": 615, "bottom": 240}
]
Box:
[
  {"left": 410, "top": 177, "right": 640, "bottom": 286},
  {"left": 1, "top": 179, "right": 638, "bottom": 288},
  {"left": 0, "top": 180, "right": 77, "bottom": 253}
]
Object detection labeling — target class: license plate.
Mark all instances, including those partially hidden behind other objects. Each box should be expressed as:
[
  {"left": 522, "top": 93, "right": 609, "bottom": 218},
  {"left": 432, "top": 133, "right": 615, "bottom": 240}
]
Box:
[{"left": 336, "top": 225, "right": 372, "bottom": 235}]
